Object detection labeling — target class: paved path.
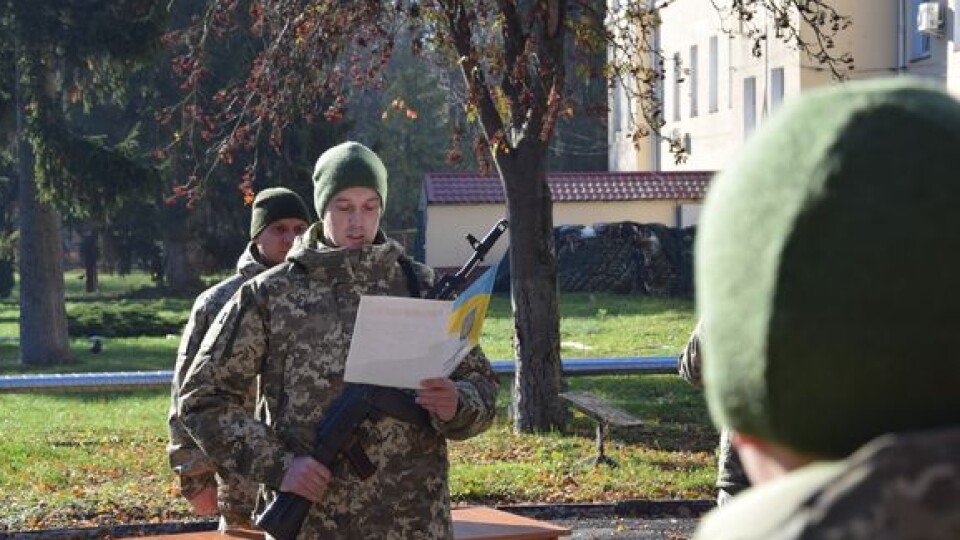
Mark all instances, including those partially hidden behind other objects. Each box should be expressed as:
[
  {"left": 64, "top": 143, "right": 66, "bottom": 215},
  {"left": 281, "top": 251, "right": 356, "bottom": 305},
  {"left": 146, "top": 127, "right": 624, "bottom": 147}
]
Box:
[
  {"left": 4, "top": 517, "right": 701, "bottom": 540},
  {"left": 4, "top": 501, "right": 712, "bottom": 539},
  {"left": 554, "top": 517, "right": 698, "bottom": 539}
]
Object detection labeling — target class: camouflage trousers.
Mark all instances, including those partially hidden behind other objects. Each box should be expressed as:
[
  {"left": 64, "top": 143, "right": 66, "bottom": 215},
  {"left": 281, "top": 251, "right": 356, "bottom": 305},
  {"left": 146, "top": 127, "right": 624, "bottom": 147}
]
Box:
[{"left": 716, "top": 429, "right": 750, "bottom": 500}]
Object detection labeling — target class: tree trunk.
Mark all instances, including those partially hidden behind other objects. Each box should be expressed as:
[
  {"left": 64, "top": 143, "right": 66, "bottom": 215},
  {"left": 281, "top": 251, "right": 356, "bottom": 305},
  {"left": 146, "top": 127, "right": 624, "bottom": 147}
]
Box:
[
  {"left": 440, "top": 0, "right": 567, "bottom": 431},
  {"left": 163, "top": 237, "right": 200, "bottom": 294},
  {"left": 161, "top": 205, "right": 201, "bottom": 295},
  {"left": 80, "top": 228, "right": 99, "bottom": 293},
  {"left": 500, "top": 143, "right": 567, "bottom": 432},
  {"left": 16, "top": 52, "right": 72, "bottom": 365}
]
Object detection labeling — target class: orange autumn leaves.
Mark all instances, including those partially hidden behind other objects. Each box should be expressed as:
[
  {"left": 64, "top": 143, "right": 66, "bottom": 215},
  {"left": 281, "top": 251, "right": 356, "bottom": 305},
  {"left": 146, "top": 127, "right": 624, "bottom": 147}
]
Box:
[{"left": 382, "top": 98, "right": 419, "bottom": 121}]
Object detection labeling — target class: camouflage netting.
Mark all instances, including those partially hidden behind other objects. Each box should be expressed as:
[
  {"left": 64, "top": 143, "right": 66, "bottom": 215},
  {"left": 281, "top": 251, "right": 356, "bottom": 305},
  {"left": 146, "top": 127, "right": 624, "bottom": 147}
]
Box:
[
  {"left": 493, "top": 222, "right": 696, "bottom": 297},
  {"left": 556, "top": 222, "right": 695, "bottom": 297}
]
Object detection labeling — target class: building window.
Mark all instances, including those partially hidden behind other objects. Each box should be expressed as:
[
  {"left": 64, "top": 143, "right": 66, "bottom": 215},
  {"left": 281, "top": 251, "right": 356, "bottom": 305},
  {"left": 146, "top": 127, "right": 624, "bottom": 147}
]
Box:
[
  {"left": 611, "top": 81, "right": 623, "bottom": 133},
  {"left": 955, "top": 2, "right": 960, "bottom": 52},
  {"left": 770, "top": 67, "right": 785, "bottom": 112},
  {"left": 728, "top": 36, "right": 735, "bottom": 109},
  {"left": 673, "top": 52, "right": 681, "bottom": 122},
  {"left": 911, "top": 0, "right": 932, "bottom": 59},
  {"left": 689, "top": 45, "right": 699, "bottom": 118},
  {"left": 708, "top": 36, "right": 719, "bottom": 113},
  {"left": 744, "top": 76, "right": 756, "bottom": 137}
]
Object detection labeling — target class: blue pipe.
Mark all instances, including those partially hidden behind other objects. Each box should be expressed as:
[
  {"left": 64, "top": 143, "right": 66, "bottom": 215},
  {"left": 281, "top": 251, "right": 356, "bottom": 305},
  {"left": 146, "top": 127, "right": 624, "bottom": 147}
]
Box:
[{"left": 0, "top": 357, "right": 679, "bottom": 394}]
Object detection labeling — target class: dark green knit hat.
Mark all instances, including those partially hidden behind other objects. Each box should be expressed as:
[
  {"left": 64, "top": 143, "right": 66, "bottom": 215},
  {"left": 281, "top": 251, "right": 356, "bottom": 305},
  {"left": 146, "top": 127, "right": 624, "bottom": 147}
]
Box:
[
  {"left": 312, "top": 141, "right": 388, "bottom": 216},
  {"left": 249, "top": 187, "right": 311, "bottom": 239},
  {"left": 696, "top": 77, "right": 960, "bottom": 458}
]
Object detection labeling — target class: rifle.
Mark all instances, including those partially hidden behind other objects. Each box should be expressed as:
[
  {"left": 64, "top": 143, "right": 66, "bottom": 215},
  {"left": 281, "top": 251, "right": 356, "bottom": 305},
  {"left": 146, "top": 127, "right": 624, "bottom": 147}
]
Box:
[{"left": 256, "top": 219, "right": 508, "bottom": 540}]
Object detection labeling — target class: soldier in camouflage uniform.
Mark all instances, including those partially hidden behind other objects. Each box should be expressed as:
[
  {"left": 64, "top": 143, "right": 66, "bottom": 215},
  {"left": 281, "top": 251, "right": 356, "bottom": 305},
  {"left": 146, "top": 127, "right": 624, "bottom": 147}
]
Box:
[
  {"left": 168, "top": 187, "right": 311, "bottom": 530},
  {"left": 179, "top": 141, "right": 499, "bottom": 539},
  {"left": 690, "top": 78, "right": 960, "bottom": 539},
  {"left": 677, "top": 321, "right": 749, "bottom": 506}
]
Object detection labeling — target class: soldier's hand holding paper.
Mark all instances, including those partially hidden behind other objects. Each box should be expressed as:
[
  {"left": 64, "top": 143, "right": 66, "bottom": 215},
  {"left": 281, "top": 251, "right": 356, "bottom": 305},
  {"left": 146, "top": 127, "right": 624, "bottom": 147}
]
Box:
[{"left": 416, "top": 377, "right": 459, "bottom": 421}]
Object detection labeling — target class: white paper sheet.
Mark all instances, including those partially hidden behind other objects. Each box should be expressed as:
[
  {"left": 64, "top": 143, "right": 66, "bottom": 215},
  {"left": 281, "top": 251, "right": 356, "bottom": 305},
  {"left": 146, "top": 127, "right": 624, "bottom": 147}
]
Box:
[{"left": 343, "top": 296, "right": 476, "bottom": 388}]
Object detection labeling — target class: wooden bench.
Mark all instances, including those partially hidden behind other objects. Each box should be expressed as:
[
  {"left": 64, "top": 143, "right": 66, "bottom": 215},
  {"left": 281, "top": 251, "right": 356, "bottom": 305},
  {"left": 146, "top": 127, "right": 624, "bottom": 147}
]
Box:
[
  {"left": 132, "top": 507, "right": 570, "bottom": 540},
  {"left": 560, "top": 391, "right": 643, "bottom": 467}
]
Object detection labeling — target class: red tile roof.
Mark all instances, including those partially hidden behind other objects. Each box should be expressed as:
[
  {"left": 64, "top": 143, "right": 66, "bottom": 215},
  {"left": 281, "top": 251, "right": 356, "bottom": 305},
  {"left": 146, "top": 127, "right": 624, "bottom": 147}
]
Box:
[{"left": 424, "top": 171, "right": 714, "bottom": 204}]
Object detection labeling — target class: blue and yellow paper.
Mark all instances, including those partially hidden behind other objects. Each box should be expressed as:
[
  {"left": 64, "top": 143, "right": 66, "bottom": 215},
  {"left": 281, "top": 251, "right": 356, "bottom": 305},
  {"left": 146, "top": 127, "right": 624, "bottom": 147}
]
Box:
[
  {"left": 447, "top": 260, "right": 499, "bottom": 346},
  {"left": 344, "top": 259, "right": 502, "bottom": 388}
]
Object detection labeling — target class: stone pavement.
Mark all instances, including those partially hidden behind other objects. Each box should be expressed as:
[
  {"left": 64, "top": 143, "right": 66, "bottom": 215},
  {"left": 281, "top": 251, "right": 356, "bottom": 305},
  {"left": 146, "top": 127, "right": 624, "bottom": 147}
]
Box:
[
  {"left": 4, "top": 500, "right": 714, "bottom": 540},
  {"left": 4, "top": 517, "right": 701, "bottom": 540},
  {"left": 553, "top": 517, "right": 698, "bottom": 539},
  {"left": 512, "top": 500, "right": 710, "bottom": 539}
]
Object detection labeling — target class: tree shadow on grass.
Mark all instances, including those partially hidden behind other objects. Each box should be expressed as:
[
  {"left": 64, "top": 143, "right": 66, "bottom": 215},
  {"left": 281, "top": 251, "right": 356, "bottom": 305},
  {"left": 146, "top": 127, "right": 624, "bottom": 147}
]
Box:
[
  {"left": 65, "top": 285, "right": 197, "bottom": 303},
  {"left": 563, "top": 417, "right": 717, "bottom": 455},
  {"left": 488, "top": 293, "right": 695, "bottom": 319}
]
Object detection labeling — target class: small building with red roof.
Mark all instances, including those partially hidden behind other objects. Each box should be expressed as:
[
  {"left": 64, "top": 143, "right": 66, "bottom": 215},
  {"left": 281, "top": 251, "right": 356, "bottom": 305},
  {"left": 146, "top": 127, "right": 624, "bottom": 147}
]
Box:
[{"left": 419, "top": 171, "right": 713, "bottom": 268}]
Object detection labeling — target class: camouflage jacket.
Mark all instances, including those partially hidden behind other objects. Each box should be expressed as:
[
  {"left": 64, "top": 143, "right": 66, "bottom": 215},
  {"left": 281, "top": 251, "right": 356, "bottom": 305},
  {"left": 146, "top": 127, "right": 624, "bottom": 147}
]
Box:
[
  {"left": 678, "top": 322, "right": 749, "bottom": 495},
  {"left": 677, "top": 321, "right": 704, "bottom": 389},
  {"left": 179, "top": 223, "right": 500, "bottom": 539},
  {"left": 167, "top": 243, "right": 266, "bottom": 521},
  {"left": 693, "top": 427, "right": 960, "bottom": 539}
]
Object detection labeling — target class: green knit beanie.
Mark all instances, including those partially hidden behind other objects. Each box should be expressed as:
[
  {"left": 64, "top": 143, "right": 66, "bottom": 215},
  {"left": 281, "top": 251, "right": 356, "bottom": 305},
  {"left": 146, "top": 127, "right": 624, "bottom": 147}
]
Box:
[
  {"left": 312, "top": 141, "right": 388, "bottom": 216},
  {"left": 249, "top": 187, "right": 311, "bottom": 239},
  {"left": 696, "top": 77, "right": 960, "bottom": 458}
]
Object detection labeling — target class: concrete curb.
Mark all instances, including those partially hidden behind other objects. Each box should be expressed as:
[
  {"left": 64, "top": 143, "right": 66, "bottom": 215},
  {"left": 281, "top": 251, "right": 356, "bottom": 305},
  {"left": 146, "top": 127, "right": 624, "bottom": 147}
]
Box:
[
  {"left": 2, "top": 500, "right": 714, "bottom": 539},
  {"left": 2, "top": 520, "right": 217, "bottom": 539},
  {"left": 501, "top": 499, "right": 715, "bottom": 520}
]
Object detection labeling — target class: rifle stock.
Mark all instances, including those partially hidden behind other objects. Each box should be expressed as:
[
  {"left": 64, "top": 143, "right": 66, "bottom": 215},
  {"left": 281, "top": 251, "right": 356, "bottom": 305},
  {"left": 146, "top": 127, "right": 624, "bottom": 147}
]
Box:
[
  {"left": 256, "top": 220, "right": 508, "bottom": 539},
  {"left": 257, "top": 384, "right": 379, "bottom": 540},
  {"left": 254, "top": 493, "right": 312, "bottom": 540}
]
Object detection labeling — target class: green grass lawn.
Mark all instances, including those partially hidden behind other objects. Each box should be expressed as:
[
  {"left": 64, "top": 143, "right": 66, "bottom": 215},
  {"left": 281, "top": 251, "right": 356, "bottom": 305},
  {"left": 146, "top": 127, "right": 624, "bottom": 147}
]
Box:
[{"left": 0, "top": 272, "right": 712, "bottom": 531}]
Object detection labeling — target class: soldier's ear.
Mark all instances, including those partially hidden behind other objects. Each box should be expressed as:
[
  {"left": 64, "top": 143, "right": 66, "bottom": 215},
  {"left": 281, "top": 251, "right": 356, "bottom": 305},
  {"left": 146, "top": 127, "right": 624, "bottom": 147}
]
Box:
[{"left": 732, "top": 432, "right": 820, "bottom": 485}]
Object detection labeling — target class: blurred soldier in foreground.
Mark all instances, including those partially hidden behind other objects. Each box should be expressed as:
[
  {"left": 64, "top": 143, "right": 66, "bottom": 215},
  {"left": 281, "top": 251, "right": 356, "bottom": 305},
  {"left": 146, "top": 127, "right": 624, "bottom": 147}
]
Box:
[
  {"left": 678, "top": 321, "right": 750, "bottom": 505},
  {"left": 692, "top": 78, "right": 960, "bottom": 539},
  {"left": 168, "top": 187, "right": 311, "bottom": 529},
  {"left": 179, "top": 141, "right": 499, "bottom": 538}
]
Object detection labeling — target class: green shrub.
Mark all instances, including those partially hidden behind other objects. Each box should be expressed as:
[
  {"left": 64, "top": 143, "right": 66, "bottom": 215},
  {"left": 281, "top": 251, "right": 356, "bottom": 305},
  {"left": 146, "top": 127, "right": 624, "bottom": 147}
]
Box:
[
  {"left": 66, "top": 301, "right": 187, "bottom": 338},
  {"left": 0, "top": 259, "right": 13, "bottom": 299}
]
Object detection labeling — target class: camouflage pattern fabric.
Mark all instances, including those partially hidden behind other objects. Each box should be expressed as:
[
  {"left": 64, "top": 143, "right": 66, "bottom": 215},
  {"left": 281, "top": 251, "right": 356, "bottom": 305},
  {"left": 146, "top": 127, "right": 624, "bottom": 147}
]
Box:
[
  {"left": 168, "top": 242, "right": 266, "bottom": 528},
  {"left": 693, "top": 427, "right": 960, "bottom": 539},
  {"left": 678, "top": 322, "right": 750, "bottom": 501},
  {"left": 179, "top": 224, "right": 500, "bottom": 539},
  {"left": 715, "top": 429, "right": 747, "bottom": 499},
  {"left": 678, "top": 321, "right": 704, "bottom": 390}
]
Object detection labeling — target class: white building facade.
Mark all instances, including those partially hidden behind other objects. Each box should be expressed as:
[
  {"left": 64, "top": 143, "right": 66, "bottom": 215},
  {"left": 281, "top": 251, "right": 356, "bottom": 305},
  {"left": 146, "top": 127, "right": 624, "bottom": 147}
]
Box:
[{"left": 610, "top": 0, "right": 959, "bottom": 172}]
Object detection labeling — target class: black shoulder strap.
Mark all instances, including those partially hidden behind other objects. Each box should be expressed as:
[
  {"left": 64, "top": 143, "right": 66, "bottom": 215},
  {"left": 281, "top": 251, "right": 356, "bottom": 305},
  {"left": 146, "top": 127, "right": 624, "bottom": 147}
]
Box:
[{"left": 397, "top": 255, "right": 422, "bottom": 298}]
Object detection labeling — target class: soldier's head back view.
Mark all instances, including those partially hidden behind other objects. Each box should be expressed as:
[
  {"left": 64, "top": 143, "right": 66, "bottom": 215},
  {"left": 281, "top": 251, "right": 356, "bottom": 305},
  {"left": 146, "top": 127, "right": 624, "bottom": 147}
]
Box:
[{"left": 692, "top": 77, "right": 960, "bottom": 539}]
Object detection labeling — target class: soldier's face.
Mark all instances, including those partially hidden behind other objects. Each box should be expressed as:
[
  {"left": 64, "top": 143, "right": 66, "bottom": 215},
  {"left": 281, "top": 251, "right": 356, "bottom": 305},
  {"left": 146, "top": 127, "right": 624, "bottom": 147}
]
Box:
[
  {"left": 255, "top": 217, "right": 310, "bottom": 265},
  {"left": 322, "top": 187, "right": 382, "bottom": 249}
]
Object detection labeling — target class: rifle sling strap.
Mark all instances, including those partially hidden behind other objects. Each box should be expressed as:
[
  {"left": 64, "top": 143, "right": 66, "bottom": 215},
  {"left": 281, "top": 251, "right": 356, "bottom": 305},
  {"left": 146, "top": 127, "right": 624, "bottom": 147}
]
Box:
[
  {"left": 397, "top": 255, "right": 421, "bottom": 299},
  {"left": 373, "top": 387, "right": 431, "bottom": 428},
  {"left": 344, "top": 440, "right": 376, "bottom": 479},
  {"left": 364, "top": 257, "right": 430, "bottom": 429}
]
